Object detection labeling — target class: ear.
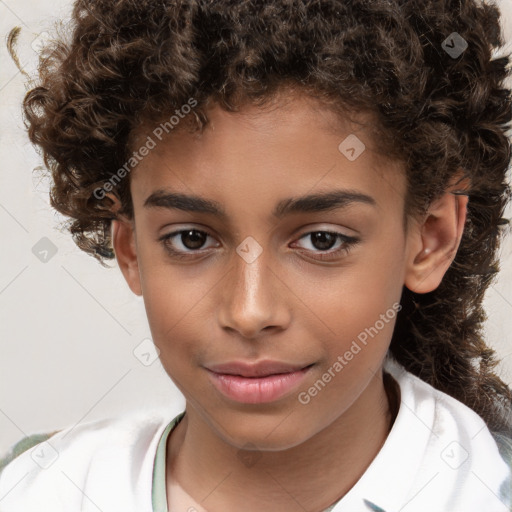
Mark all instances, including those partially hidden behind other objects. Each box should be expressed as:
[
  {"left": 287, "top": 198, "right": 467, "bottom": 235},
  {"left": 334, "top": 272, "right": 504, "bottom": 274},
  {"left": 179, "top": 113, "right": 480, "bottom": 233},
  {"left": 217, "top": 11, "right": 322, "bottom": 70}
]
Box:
[
  {"left": 107, "top": 194, "right": 143, "bottom": 297},
  {"left": 404, "top": 176, "right": 469, "bottom": 294}
]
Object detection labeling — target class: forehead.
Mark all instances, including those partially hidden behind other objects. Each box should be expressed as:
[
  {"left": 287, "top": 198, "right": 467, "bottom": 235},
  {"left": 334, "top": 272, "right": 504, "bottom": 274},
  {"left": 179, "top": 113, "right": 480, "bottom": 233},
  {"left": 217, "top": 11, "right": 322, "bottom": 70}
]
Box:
[{"left": 128, "top": 92, "right": 406, "bottom": 217}]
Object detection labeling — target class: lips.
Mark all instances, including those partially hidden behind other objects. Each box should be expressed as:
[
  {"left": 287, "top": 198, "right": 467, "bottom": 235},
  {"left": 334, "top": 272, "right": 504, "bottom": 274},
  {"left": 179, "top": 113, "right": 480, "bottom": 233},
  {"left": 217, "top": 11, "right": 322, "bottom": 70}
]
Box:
[
  {"left": 205, "top": 360, "right": 312, "bottom": 378},
  {"left": 204, "top": 360, "right": 314, "bottom": 404}
]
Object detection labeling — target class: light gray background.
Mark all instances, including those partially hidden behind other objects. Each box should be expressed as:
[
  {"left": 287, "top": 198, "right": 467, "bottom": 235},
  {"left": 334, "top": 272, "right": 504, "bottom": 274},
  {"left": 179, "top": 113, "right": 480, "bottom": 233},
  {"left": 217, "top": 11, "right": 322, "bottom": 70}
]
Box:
[{"left": 1, "top": 0, "right": 512, "bottom": 456}]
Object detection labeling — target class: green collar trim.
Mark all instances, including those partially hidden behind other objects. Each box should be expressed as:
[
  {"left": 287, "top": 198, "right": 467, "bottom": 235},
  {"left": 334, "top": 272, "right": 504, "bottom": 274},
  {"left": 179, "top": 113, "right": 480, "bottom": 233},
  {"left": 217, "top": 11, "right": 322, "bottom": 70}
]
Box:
[{"left": 152, "top": 411, "right": 186, "bottom": 512}]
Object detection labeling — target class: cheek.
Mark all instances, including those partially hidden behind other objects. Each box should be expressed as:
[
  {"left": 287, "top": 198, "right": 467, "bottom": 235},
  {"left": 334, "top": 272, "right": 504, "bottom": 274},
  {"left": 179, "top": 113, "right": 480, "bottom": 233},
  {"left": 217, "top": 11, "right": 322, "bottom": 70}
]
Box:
[
  {"left": 291, "top": 238, "right": 405, "bottom": 375},
  {"left": 137, "top": 260, "right": 217, "bottom": 371},
  {"left": 136, "top": 242, "right": 207, "bottom": 336},
  {"left": 136, "top": 256, "right": 193, "bottom": 354},
  {"left": 291, "top": 247, "right": 404, "bottom": 338}
]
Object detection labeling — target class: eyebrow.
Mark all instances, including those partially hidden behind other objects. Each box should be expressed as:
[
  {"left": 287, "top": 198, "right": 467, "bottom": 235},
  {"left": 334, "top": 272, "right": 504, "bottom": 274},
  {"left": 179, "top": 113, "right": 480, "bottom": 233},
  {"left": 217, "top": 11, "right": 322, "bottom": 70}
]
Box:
[{"left": 143, "top": 188, "right": 376, "bottom": 219}]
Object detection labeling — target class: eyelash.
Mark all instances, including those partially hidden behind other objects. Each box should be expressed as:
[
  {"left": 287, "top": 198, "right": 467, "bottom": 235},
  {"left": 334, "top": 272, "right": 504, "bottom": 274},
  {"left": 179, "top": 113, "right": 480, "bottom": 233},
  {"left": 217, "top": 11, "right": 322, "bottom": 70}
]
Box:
[{"left": 158, "top": 228, "right": 360, "bottom": 261}]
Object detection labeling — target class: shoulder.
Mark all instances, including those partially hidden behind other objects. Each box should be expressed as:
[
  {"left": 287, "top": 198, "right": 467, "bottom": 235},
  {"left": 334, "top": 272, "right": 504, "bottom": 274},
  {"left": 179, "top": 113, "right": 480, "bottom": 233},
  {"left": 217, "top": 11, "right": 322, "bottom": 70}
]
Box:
[
  {"left": 0, "top": 431, "right": 62, "bottom": 474},
  {"left": 384, "top": 356, "right": 504, "bottom": 443},
  {"left": 0, "top": 408, "right": 179, "bottom": 512},
  {"left": 383, "top": 357, "right": 511, "bottom": 511}
]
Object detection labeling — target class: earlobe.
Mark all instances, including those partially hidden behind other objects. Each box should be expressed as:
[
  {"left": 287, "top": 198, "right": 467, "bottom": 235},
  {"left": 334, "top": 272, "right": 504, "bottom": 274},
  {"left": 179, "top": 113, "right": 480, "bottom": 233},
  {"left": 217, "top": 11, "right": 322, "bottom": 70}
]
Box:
[
  {"left": 111, "top": 215, "right": 143, "bottom": 297},
  {"left": 404, "top": 188, "right": 469, "bottom": 294}
]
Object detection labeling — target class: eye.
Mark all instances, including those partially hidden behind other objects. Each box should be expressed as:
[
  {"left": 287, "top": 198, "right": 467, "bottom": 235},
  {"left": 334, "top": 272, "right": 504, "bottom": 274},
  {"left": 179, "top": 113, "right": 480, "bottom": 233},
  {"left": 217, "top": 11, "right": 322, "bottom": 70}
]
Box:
[
  {"left": 158, "top": 227, "right": 359, "bottom": 262},
  {"left": 291, "top": 230, "right": 359, "bottom": 261},
  {"left": 159, "top": 228, "right": 219, "bottom": 258}
]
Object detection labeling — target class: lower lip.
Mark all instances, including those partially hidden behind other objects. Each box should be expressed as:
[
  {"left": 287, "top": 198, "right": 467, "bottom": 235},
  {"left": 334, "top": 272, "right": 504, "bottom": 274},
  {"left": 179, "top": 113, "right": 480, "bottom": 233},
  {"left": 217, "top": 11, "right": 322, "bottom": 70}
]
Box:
[{"left": 206, "top": 366, "right": 312, "bottom": 404}]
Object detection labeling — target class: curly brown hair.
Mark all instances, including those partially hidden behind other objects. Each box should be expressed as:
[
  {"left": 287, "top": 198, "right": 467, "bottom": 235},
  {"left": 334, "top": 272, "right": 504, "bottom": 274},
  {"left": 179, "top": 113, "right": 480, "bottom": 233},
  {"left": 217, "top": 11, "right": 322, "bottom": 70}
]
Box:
[{"left": 8, "top": 0, "right": 512, "bottom": 434}]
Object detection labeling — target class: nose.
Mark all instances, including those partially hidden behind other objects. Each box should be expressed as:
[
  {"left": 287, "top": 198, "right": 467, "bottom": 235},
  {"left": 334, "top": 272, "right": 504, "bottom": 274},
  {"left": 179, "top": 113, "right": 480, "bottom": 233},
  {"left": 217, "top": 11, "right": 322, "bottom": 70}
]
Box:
[{"left": 217, "top": 244, "right": 291, "bottom": 340}]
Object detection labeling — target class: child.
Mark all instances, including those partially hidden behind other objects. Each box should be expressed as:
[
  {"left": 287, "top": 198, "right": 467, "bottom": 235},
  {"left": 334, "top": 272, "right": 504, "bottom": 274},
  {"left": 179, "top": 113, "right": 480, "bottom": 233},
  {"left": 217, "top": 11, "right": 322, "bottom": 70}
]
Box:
[{"left": 1, "top": 0, "right": 512, "bottom": 510}]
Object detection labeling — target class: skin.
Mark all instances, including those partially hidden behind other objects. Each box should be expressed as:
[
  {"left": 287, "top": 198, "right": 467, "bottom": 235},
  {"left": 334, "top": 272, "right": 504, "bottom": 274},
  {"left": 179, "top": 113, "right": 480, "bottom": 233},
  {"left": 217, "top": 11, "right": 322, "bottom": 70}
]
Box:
[{"left": 110, "top": 90, "right": 468, "bottom": 511}]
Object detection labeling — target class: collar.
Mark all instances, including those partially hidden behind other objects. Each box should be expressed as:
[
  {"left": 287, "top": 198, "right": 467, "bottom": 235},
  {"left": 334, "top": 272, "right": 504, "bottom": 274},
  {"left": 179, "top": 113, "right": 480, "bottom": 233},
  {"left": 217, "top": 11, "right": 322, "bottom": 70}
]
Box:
[{"left": 330, "top": 357, "right": 510, "bottom": 512}]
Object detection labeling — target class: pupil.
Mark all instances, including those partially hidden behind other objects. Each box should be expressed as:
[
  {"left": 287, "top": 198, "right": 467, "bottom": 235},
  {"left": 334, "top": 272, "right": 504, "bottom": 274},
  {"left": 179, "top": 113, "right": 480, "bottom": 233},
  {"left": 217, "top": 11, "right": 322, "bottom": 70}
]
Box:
[
  {"left": 311, "top": 232, "right": 336, "bottom": 250},
  {"left": 182, "top": 230, "right": 206, "bottom": 249}
]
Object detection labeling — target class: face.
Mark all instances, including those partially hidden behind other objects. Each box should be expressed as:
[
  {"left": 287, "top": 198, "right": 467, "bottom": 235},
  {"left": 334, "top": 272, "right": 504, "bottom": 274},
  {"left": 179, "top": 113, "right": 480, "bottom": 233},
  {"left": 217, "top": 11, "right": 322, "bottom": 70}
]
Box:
[{"left": 111, "top": 91, "right": 462, "bottom": 451}]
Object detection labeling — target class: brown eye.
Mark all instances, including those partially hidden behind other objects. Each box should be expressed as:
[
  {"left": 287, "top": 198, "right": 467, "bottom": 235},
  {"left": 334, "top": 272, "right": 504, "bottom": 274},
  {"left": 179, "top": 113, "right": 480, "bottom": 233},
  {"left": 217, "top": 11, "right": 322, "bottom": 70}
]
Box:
[
  {"left": 292, "top": 230, "right": 359, "bottom": 261},
  {"left": 308, "top": 232, "right": 338, "bottom": 251},
  {"left": 159, "top": 228, "right": 218, "bottom": 257},
  {"left": 178, "top": 230, "right": 208, "bottom": 250}
]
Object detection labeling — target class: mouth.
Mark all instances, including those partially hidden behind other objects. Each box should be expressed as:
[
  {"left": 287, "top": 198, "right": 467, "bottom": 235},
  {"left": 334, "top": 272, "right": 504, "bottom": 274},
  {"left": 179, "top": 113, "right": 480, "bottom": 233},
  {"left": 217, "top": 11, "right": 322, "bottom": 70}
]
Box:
[
  {"left": 204, "top": 361, "right": 315, "bottom": 404},
  {"left": 205, "top": 360, "right": 315, "bottom": 378}
]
